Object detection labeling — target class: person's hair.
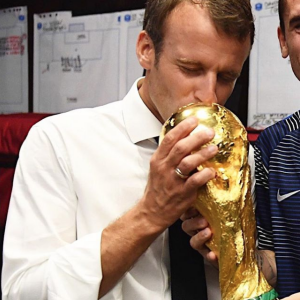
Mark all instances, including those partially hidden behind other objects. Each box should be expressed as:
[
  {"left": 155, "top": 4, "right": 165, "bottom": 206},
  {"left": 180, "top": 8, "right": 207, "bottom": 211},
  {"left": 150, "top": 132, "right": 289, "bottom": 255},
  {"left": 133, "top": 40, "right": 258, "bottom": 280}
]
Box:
[
  {"left": 278, "top": 0, "right": 286, "bottom": 34},
  {"left": 143, "top": 0, "right": 255, "bottom": 62}
]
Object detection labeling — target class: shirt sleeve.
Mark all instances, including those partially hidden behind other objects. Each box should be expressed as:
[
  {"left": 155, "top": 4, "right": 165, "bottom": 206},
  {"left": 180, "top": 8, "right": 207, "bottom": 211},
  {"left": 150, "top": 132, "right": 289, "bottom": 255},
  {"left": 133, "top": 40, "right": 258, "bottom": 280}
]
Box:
[
  {"left": 2, "top": 122, "right": 102, "bottom": 300},
  {"left": 253, "top": 138, "right": 274, "bottom": 251}
]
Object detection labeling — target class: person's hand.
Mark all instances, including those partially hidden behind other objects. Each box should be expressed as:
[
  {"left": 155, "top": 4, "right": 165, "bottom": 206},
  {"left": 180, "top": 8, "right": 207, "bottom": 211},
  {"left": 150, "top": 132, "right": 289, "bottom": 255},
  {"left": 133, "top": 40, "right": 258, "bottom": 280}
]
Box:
[
  {"left": 181, "top": 207, "right": 219, "bottom": 269},
  {"left": 281, "top": 293, "right": 300, "bottom": 300},
  {"left": 139, "top": 116, "right": 218, "bottom": 231}
]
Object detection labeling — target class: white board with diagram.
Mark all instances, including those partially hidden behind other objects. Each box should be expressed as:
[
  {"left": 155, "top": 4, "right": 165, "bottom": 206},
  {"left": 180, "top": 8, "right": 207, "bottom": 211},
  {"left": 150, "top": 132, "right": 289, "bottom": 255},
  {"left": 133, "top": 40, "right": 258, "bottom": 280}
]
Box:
[{"left": 34, "top": 9, "right": 144, "bottom": 113}]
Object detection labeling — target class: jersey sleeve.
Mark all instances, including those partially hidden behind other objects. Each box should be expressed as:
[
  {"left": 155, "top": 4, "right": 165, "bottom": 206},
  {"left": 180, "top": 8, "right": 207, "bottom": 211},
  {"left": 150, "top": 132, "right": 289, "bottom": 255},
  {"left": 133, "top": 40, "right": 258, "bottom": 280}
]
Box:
[{"left": 254, "top": 137, "right": 274, "bottom": 251}]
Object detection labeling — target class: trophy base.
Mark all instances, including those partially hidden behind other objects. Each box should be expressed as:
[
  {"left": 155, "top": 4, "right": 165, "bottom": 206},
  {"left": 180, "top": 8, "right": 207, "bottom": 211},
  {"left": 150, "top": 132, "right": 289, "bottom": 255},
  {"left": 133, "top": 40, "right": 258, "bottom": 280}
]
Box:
[{"left": 246, "top": 289, "right": 278, "bottom": 300}]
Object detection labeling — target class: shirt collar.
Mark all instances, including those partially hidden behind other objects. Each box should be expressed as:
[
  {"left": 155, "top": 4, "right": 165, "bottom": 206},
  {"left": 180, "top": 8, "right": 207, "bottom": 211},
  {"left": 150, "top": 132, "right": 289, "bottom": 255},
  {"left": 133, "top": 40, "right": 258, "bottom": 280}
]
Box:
[{"left": 123, "top": 78, "right": 162, "bottom": 144}]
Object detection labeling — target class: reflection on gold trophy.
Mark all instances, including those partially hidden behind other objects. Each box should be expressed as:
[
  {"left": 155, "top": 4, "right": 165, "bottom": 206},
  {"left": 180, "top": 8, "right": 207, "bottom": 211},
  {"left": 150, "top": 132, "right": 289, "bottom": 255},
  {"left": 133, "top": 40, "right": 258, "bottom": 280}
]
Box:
[{"left": 160, "top": 103, "right": 278, "bottom": 300}]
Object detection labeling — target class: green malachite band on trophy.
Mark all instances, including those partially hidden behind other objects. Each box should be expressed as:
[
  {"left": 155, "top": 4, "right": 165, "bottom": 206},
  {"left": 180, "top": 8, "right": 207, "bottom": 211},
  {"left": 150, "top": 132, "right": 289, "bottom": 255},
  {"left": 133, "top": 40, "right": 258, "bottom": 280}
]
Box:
[{"left": 246, "top": 289, "right": 278, "bottom": 300}]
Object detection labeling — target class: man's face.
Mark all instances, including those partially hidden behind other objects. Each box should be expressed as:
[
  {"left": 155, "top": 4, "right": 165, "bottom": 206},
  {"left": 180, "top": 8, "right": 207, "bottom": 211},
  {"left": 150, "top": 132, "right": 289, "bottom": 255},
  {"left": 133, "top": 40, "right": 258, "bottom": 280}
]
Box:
[
  {"left": 139, "top": 1, "right": 251, "bottom": 123},
  {"left": 278, "top": 0, "right": 300, "bottom": 80}
]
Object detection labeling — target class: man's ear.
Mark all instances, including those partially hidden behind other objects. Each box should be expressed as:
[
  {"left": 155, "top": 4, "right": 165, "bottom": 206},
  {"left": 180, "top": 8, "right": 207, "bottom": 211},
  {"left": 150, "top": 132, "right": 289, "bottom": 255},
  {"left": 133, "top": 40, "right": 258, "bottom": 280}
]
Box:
[
  {"left": 136, "top": 30, "right": 155, "bottom": 70},
  {"left": 278, "top": 26, "right": 289, "bottom": 58}
]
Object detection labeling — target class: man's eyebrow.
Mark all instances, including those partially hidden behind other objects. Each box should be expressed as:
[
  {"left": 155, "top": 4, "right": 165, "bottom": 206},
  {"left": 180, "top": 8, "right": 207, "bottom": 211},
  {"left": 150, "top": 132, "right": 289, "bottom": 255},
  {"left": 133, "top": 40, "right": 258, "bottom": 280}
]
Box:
[
  {"left": 221, "top": 70, "right": 241, "bottom": 78},
  {"left": 289, "top": 15, "right": 300, "bottom": 28},
  {"left": 176, "top": 58, "right": 240, "bottom": 77}
]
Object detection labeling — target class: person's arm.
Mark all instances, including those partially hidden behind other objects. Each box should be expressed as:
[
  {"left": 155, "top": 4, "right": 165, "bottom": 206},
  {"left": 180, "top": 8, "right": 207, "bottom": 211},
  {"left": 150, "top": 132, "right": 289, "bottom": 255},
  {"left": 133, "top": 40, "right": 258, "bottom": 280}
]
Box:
[
  {"left": 99, "top": 202, "right": 164, "bottom": 298},
  {"left": 99, "top": 117, "right": 219, "bottom": 297},
  {"left": 2, "top": 116, "right": 218, "bottom": 299},
  {"left": 253, "top": 139, "right": 278, "bottom": 288},
  {"left": 250, "top": 143, "right": 277, "bottom": 286},
  {"left": 282, "top": 293, "right": 300, "bottom": 300},
  {"left": 255, "top": 249, "right": 277, "bottom": 287}
]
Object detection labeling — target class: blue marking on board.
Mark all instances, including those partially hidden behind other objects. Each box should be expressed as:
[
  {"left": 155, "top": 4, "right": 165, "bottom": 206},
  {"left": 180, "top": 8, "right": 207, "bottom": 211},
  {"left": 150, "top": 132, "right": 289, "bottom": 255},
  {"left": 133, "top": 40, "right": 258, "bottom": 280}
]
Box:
[
  {"left": 37, "top": 22, "right": 42, "bottom": 30},
  {"left": 19, "top": 15, "right": 25, "bottom": 21},
  {"left": 124, "top": 14, "right": 131, "bottom": 22},
  {"left": 118, "top": 16, "right": 121, "bottom": 22},
  {"left": 255, "top": 3, "right": 263, "bottom": 11}
]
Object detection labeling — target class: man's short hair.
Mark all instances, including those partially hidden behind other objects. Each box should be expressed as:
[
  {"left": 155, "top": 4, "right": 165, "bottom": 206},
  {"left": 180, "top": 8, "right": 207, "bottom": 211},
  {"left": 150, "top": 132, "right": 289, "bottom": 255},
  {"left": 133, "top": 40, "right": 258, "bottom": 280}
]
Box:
[{"left": 143, "top": 0, "right": 255, "bottom": 62}]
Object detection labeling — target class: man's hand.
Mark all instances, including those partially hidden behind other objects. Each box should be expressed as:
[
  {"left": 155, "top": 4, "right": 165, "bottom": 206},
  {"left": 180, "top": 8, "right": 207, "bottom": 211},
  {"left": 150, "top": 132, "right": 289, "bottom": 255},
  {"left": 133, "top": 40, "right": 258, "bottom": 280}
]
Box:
[
  {"left": 181, "top": 207, "right": 218, "bottom": 268},
  {"left": 100, "top": 116, "right": 218, "bottom": 297},
  {"left": 139, "top": 116, "right": 219, "bottom": 231}
]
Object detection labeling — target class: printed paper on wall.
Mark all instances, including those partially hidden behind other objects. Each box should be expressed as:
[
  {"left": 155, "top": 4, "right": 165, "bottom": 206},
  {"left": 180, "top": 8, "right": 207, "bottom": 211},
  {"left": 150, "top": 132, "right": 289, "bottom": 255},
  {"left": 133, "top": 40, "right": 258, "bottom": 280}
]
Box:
[
  {"left": 0, "top": 6, "right": 28, "bottom": 113},
  {"left": 34, "top": 9, "right": 144, "bottom": 113}
]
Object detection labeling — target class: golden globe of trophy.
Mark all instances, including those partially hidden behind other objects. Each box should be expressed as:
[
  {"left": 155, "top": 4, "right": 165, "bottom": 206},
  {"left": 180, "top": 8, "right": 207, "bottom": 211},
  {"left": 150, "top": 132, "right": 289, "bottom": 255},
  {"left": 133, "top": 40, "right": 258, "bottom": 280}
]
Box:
[{"left": 160, "top": 103, "right": 278, "bottom": 300}]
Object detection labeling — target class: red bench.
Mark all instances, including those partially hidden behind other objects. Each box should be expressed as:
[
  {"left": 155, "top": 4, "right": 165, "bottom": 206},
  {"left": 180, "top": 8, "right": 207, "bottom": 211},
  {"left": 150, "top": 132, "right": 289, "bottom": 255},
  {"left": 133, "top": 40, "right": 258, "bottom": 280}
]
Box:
[{"left": 0, "top": 113, "right": 51, "bottom": 285}]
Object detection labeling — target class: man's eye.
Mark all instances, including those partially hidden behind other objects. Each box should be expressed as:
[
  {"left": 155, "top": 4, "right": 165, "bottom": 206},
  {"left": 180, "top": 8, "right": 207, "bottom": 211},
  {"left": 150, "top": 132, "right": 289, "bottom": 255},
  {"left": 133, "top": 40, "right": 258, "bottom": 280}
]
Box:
[
  {"left": 295, "top": 23, "right": 300, "bottom": 32},
  {"left": 218, "top": 75, "right": 237, "bottom": 84},
  {"left": 180, "top": 66, "right": 201, "bottom": 74}
]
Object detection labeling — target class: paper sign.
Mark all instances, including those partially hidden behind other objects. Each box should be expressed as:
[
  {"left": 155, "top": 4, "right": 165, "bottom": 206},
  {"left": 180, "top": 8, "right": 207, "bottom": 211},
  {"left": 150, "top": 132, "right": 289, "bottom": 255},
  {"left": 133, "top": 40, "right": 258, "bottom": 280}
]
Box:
[
  {"left": 0, "top": 6, "right": 28, "bottom": 113},
  {"left": 34, "top": 9, "right": 144, "bottom": 113}
]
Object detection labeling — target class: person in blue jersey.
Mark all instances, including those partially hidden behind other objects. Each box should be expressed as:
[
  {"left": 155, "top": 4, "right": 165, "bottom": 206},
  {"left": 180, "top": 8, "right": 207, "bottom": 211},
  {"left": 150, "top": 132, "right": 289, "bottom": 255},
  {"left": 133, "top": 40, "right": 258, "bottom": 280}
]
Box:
[
  {"left": 182, "top": 0, "right": 300, "bottom": 299},
  {"left": 253, "top": 0, "right": 300, "bottom": 298}
]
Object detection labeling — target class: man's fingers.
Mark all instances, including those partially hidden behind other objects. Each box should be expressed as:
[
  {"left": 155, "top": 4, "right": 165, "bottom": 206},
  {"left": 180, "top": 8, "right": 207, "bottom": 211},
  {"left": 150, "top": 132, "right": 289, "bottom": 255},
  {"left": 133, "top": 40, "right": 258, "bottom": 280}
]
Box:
[
  {"left": 166, "top": 127, "right": 215, "bottom": 167},
  {"left": 190, "top": 227, "right": 211, "bottom": 250},
  {"left": 189, "top": 228, "right": 219, "bottom": 268},
  {"left": 184, "top": 168, "right": 216, "bottom": 192},
  {"left": 181, "top": 214, "right": 208, "bottom": 236},
  {"left": 157, "top": 117, "right": 198, "bottom": 159},
  {"left": 206, "top": 251, "right": 219, "bottom": 269},
  {"left": 180, "top": 207, "right": 200, "bottom": 220},
  {"left": 175, "top": 144, "right": 218, "bottom": 177},
  {"left": 145, "top": 116, "right": 217, "bottom": 227}
]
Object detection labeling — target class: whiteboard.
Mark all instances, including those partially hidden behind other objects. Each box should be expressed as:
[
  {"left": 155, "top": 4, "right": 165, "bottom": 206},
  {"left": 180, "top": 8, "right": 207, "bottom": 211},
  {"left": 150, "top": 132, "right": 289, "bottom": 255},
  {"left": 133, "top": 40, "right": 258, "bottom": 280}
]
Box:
[
  {"left": 248, "top": 1, "right": 300, "bottom": 129},
  {"left": 34, "top": 9, "right": 144, "bottom": 113},
  {"left": 0, "top": 6, "right": 28, "bottom": 113}
]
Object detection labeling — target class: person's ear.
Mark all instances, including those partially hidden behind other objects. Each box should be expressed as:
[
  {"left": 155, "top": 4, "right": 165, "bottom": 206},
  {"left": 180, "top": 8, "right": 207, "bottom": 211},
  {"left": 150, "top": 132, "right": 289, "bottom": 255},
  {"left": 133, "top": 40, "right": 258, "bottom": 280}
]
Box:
[
  {"left": 278, "top": 26, "right": 289, "bottom": 58},
  {"left": 136, "top": 30, "right": 155, "bottom": 70}
]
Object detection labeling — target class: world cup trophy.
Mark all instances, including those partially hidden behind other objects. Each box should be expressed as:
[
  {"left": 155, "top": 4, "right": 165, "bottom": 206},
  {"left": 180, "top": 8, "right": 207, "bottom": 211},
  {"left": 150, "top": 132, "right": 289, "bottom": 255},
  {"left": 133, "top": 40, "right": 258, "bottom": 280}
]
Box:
[{"left": 160, "top": 103, "right": 278, "bottom": 300}]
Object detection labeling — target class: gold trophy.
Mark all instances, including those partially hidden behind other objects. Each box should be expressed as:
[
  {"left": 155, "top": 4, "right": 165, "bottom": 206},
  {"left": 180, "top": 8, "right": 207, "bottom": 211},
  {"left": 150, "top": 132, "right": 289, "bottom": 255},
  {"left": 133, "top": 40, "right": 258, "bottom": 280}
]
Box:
[{"left": 160, "top": 103, "right": 278, "bottom": 300}]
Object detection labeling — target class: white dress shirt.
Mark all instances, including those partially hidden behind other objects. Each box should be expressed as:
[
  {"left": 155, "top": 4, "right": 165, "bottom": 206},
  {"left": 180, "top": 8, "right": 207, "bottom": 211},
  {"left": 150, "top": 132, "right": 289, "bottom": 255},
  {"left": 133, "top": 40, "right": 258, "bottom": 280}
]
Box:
[{"left": 2, "top": 78, "right": 255, "bottom": 300}]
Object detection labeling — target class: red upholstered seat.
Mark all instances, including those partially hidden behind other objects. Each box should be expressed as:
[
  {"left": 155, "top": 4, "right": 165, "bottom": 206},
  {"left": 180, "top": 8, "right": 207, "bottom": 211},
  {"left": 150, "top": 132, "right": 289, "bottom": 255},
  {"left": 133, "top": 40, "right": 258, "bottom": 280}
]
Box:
[
  {"left": 0, "top": 113, "right": 51, "bottom": 284},
  {"left": 0, "top": 113, "right": 51, "bottom": 228},
  {"left": 246, "top": 127, "right": 262, "bottom": 145}
]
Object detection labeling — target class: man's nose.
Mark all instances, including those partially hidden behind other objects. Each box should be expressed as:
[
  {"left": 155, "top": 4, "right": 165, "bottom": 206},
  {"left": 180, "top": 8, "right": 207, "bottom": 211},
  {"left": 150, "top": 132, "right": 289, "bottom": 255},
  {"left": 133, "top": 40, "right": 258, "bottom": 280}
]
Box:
[{"left": 194, "top": 74, "right": 218, "bottom": 105}]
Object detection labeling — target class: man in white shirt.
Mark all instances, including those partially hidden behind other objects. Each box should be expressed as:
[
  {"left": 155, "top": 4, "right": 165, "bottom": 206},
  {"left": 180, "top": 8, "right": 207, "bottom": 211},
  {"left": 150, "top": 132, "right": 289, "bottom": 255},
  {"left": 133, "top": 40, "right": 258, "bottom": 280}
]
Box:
[{"left": 2, "top": 0, "right": 255, "bottom": 299}]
